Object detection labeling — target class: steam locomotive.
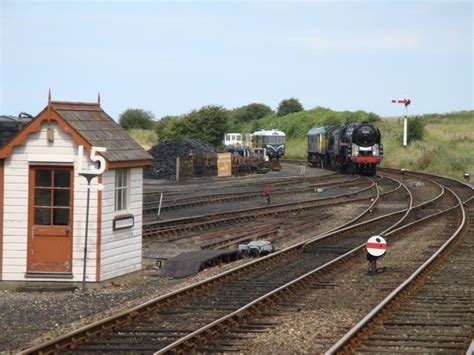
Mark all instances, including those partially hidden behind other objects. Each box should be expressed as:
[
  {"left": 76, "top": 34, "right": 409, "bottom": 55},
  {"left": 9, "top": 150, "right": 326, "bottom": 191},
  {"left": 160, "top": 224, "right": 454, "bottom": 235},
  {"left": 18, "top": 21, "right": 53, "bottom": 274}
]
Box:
[{"left": 307, "top": 122, "right": 383, "bottom": 175}]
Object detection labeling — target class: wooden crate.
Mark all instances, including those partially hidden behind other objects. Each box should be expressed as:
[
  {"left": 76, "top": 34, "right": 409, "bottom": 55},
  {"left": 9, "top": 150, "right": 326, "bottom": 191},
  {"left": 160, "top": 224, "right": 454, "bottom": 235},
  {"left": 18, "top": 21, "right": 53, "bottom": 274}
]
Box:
[{"left": 217, "top": 153, "right": 232, "bottom": 177}]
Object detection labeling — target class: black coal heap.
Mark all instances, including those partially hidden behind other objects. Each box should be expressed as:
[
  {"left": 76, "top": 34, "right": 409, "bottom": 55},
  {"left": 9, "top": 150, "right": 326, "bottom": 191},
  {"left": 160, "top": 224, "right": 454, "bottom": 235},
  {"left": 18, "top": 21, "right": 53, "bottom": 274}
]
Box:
[{"left": 144, "top": 139, "right": 217, "bottom": 180}]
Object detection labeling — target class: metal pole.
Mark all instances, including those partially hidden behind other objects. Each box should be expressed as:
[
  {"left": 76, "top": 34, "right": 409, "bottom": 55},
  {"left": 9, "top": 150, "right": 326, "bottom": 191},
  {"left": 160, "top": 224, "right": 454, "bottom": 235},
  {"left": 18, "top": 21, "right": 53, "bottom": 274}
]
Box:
[
  {"left": 403, "top": 105, "right": 408, "bottom": 146},
  {"left": 157, "top": 192, "right": 163, "bottom": 219},
  {"left": 82, "top": 179, "right": 91, "bottom": 292}
]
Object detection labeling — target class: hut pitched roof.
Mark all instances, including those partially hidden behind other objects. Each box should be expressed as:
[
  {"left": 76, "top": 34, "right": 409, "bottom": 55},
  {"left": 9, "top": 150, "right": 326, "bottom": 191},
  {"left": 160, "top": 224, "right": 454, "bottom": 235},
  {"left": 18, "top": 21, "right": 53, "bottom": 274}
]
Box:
[
  {"left": 52, "top": 102, "right": 152, "bottom": 163},
  {"left": 0, "top": 100, "right": 152, "bottom": 167}
]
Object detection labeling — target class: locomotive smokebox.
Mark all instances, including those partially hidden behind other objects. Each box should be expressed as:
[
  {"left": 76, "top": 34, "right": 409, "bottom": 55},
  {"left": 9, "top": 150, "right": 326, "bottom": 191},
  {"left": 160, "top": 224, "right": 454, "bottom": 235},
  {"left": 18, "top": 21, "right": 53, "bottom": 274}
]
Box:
[{"left": 354, "top": 124, "right": 378, "bottom": 147}]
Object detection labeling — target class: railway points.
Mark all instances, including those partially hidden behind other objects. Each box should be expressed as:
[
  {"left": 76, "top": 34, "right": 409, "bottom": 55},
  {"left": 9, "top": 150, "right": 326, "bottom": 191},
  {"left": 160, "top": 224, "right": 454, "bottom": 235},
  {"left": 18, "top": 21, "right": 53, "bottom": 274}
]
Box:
[{"left": 3, "top": 164, "right": 473, "bottom": 354}]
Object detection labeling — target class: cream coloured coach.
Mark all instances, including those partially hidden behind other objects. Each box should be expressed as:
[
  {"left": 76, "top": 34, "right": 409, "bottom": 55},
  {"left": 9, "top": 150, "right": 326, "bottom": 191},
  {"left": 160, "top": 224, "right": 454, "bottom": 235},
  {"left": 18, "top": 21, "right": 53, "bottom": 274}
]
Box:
[{"left": 0, "top": 97, "right": 152, "bottom": 284}]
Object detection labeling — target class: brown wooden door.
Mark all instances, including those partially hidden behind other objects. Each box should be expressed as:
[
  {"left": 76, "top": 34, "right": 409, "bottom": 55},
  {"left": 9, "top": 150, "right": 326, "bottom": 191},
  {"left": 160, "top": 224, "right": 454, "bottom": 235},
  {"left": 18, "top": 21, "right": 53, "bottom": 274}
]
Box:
[{"left": 28, "top": 166, "right": 73, "bottom": 273}]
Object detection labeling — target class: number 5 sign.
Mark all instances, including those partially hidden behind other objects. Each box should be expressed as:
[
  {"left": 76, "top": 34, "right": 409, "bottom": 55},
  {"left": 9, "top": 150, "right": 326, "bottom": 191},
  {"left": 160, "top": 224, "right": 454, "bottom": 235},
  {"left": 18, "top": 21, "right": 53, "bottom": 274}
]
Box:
[{"left": 77, "top": 145, "right": 107, "bottom": 175}]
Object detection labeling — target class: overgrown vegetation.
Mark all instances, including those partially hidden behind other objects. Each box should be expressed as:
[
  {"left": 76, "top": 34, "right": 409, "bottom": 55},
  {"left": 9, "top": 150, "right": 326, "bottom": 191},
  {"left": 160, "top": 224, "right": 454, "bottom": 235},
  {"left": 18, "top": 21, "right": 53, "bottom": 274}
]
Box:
[
  {"left": 407, "top": 116, "right": 426, "bottom": 143},
  {"left": 228, "top": 103, "right": 273, "bottom": 130},
  {"left": 376, "top": 111, "right": 473, "bottom": 179},
  {"left": 122, "top": 100, "right": 472, "bottom": 180},
  {"left": 126, "top": 129, "right": 158, "bottom": 151},
  {"left": 153, "top": 105, "right": 229, "bottom": 147}
]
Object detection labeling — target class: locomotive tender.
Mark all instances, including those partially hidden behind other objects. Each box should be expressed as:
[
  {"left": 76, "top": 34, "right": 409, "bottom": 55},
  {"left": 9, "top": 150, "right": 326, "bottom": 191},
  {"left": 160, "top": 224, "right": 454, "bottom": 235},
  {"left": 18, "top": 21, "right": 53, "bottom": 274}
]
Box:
[
  {"left": 251, "top": 129, "right": 286, "bottom": 160},
  {"left": 0, "top": 113, "right": 33, "bottom": 148},
  {"left": 307, "top": 122, "right": 382, "bottom": 175}
]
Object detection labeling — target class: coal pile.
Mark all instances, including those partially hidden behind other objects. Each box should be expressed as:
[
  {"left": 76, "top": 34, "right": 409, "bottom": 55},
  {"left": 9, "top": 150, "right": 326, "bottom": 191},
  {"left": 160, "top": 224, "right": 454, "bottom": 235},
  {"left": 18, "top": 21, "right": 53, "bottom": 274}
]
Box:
[{"left": 144, "top": 139, "right": 217, "bottom": 180}]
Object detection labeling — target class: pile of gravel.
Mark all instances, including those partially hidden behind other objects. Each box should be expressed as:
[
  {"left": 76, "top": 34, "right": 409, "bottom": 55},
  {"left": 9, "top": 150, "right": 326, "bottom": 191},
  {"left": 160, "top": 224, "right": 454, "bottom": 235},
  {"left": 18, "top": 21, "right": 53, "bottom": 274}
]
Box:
[{"left": 144, "top": 139, "right": 217, "bottom": 180}]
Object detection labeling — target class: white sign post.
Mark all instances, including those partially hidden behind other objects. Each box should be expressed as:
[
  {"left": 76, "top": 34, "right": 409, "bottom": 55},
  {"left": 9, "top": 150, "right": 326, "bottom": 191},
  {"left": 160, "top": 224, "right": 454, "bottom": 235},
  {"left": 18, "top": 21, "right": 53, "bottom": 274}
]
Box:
[
  {"left": 391, "top": 99, "right": 411, "bottom": 147},
  {"left": 366, "top": 235, "right": 387, "bottom": 275},
  {"left": 78, "top": 145, "right": 106, "bottom": 291}
]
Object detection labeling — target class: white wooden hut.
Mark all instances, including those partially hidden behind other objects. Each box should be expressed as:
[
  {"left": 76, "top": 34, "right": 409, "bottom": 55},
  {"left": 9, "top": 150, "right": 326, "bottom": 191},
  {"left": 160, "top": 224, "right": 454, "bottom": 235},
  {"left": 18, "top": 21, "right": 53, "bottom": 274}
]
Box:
[{"left": 0, "top": 97, "right": 152, "bottom": 285}]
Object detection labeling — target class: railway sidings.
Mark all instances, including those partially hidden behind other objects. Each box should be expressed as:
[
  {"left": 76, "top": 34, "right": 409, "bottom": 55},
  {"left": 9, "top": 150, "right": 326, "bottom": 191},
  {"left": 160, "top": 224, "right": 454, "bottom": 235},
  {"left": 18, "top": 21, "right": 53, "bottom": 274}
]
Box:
[{"left": 4, "top": 164, "right": 473, "bottom": 354}]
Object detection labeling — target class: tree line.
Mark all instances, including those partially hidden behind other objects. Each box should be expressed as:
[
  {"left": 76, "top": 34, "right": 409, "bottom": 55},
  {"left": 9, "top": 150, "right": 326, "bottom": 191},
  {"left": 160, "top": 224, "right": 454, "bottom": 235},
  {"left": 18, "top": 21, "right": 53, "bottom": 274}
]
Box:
[
  {"left": 118, "top": 97, "right": 432, "bottom": 149},
  {"left": 119, "top": 98, "right": 305, "bottom": 147}
]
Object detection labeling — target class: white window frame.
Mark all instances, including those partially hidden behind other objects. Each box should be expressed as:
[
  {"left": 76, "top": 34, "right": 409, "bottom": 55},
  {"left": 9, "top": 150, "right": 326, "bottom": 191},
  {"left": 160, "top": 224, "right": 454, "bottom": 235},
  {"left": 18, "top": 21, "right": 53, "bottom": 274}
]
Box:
[{"left": 114, "top": 168, "right": 129, "bottom": 212}]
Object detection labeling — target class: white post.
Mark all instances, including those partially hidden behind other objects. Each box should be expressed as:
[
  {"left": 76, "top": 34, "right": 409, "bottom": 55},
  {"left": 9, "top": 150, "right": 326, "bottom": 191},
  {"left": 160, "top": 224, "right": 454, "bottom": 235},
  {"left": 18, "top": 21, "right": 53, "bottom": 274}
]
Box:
[
  {"left": 403, "top": 104, "right": 408, "bottom": 147},
  {"left": 157, "top": 192, "right": 163, "bottom": 219},
  {"left": 176, "top": 157, "right": 180, "bottom": 182},
  {"left": 403, "top": 117, "right": 408, "bottom": 146}
]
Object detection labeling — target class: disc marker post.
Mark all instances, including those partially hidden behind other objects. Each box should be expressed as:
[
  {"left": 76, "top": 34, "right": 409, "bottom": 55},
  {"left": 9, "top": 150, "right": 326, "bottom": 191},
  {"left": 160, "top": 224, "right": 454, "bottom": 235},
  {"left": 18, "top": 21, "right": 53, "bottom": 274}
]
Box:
[
  {"left": 391, "top": 98, "right": 411, "bottom": 146},
  {"left": 366, "top": 235, "right": 387, "bottom": 275}
]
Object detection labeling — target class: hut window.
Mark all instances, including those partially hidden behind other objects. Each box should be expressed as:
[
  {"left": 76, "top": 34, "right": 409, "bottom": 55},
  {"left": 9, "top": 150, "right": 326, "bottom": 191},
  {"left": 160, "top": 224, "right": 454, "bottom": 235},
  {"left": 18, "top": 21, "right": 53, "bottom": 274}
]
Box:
[
  {"left": 115, "top": 168, "right": 129, "bottom": 211},
  {"left": 33, "top": 167, "right": 72, "bottom": 226}
]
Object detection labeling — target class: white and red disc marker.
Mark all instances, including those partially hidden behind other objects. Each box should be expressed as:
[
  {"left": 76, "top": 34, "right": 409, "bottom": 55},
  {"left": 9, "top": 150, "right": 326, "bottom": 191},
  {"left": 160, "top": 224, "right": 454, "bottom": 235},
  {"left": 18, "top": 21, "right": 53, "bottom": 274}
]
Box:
[{"left": 366, "top": 236, "right": 388, "bottom": 257}]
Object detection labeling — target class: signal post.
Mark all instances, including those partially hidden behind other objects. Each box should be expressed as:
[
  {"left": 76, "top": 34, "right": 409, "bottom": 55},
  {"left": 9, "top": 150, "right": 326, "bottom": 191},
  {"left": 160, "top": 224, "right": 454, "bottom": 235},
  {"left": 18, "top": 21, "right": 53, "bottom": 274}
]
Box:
[{"left": 391, "top": 98, "right": 411, "bottom": 146}]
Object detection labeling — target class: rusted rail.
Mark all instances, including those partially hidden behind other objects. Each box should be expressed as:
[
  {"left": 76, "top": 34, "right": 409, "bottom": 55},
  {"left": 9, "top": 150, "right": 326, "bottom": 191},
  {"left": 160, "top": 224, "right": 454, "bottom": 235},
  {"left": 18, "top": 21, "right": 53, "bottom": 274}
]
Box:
[
  {"left": 19, "top": 178, "right": 411, "bottom": 354},
  {"left": 326, "top": 187, "right": 470, "bottom": 354}
]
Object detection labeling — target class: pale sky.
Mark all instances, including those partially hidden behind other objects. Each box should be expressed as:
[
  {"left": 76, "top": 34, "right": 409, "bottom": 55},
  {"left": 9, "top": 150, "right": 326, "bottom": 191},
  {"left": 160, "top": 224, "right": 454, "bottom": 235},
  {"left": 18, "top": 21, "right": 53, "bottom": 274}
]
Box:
[{"left": 1, "top": 0, "right": 472, "bottom": 120}]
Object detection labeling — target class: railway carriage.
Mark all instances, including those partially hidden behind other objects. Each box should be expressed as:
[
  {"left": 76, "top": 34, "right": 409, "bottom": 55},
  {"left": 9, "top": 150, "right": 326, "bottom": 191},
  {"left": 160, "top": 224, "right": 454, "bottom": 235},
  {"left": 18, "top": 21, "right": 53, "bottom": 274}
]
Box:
[
  {"left": 308, "top": 122, "right": 383, "bottom": 175},
  {"left": 251, "top": 129, "right": 286, "bottom": 160},
  {"left": 223, "top": 133, "right": 243, "bottom": 148}
]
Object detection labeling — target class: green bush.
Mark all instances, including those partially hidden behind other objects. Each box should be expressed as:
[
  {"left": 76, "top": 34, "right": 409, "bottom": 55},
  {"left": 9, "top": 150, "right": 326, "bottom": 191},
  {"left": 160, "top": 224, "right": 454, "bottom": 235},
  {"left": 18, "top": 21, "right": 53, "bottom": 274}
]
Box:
[
  {"left": 407, "top": 117, "right": 426, "bottom": 143},
  {"left": 277, "top": 98, "right": 304, "bottom": 116},
  {"left": 119, "top": 109, "right": 155, "bottom": 130}
]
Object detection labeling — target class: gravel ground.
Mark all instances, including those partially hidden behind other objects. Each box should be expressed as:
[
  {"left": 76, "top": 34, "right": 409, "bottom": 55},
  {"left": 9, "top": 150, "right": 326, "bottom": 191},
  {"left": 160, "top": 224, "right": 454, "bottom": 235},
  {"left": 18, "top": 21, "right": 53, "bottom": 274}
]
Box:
[
  {"left": 243, "top": 214, "right": 455, "bottom": 354},
  {"left": 0, "top": 164, "right": 337, "bottom": 353},
  {"left": 2, "top": 198, "right": 367, "bottom": 353},
  {"left": 0, "top": 164, "right": 400, "bottom": 354}
]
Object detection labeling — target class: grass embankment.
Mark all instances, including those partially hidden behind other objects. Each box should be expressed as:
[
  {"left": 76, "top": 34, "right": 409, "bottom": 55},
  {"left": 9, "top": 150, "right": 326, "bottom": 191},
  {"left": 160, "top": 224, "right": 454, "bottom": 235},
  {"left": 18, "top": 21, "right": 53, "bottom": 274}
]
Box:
[
  {"left": 376, "top": 111, "right": 473, "bottom": 179},
  {"left": 127, "top": 129, "right": 158, "bottom": 151},
  {"left": 129, "top": 108, "right": 473, "bottom": 180},
  {"left": 283, "top": 111, "right": 473, "bottom": 179}
]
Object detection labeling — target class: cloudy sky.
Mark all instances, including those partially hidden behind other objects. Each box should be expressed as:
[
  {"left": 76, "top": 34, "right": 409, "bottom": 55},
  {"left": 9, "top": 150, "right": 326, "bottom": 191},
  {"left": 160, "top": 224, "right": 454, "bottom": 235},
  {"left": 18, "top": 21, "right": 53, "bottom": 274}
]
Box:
[{"left": 1, "top": 0, "right": 472, "bottom": 119}]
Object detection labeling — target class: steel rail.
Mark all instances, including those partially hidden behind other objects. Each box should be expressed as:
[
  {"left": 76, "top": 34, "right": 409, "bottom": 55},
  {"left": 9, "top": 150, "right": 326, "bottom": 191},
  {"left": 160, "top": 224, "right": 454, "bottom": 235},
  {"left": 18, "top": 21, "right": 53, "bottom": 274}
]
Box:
[
  {"left": 176, "top": 181, "right": 460, "bottom": 355},
  {"left": 379, "top": 167, "right": 473, "bottom": 198},
  {"left": 143, "top": 179, "right": 376, "bottom": 231},
  {"left": 144, "top": 175, "right": 359, "bottom": 207},
  {"left": 380, "top": 177, "right": 445, "bottom": 235},
  {"left": 154, "top": 243, "right": 366, "bottom": 354},
  {"left": 303, "top": 178, "right": 412, "bottom": 247},
  {"left": 153, "top": 180, "right": 418, "bottom": 354},
  {"left": 143, "top": 177, "right": 361, "bottom": 214},
  {"left": 143, "top": 171, "right": 340, "bottom": 197},
  {"left": 19, "top": 179, "right": 396, "bottom": 354},
  {"left": 325, "top": 185, "right": 467, "bottom": 354},
  {"left": 142, "top": 188, "right": 378, "bottom": 239}
]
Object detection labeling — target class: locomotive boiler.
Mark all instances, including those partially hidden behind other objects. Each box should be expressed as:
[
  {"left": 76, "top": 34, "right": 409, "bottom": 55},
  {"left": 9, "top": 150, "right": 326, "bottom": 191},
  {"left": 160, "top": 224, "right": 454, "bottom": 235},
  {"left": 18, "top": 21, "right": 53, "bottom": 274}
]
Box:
[{"left": 307, "top": 122, "right": 383, "bottom": 175}]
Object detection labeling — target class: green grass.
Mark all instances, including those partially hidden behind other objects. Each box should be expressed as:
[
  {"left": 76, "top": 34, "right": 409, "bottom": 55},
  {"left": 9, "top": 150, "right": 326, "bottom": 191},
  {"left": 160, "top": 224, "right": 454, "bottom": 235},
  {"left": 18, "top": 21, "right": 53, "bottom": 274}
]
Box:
[
  {"left": 372, "top": 111, "right": 473, "bottom": 179},
  {"left": 281, "top": 110, "right": 473, "bottom": 180},
  {"left": 126, "top": 129, "right": 158, "bottom": 150},
  {"left": 128, "top": 108, "right": 472, "bottom": 180}
]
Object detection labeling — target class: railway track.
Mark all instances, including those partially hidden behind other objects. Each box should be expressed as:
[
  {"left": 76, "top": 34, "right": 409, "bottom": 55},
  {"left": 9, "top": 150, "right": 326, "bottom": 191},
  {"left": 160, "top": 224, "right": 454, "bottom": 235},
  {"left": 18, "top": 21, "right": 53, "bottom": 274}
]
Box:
[
  {"left": 326, "top": 172, "right": 473, "bottom": 354},
  {"left": 143, "top": 172, "right": 340, "bottom": 202},
  {"left": 327, "top": 199, "right": 474, "bottom": 354},
  {"left": 142, "top": 179, "right": 377, "bottom": 240},
  {"left": 166, "top": 176, "right": 402, "bottom": 252},
  {"left": 18, "top": 170, "right": 472, "bottom": 354},
  {"left": 143, "top": 175, "right": 360, "bottom": 215},
  {"left": 200, "top": 175, "right": 469, "bottom": 354},
  {"left": 20, "top": 177, "right": 412, "bottom": 354}
]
